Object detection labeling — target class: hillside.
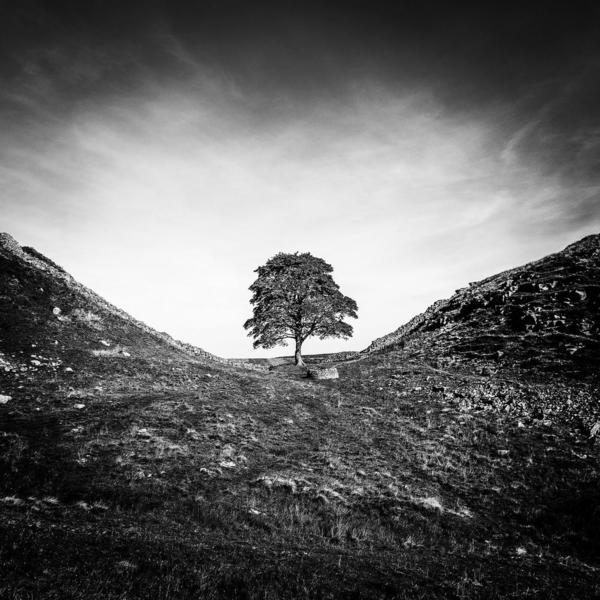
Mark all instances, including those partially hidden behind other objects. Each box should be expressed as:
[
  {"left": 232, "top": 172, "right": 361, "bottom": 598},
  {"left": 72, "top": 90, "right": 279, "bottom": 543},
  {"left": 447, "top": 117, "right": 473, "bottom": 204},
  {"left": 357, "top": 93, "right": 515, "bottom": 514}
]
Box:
[
  {"left": 358, "top": 235, "right": 600, "bottom": 428},
  {"left": 0, "top": 233, "right": 267, "bottom": 402},
  {"left": 1, "top": 233, "right": 600, "bottom": 599},
  {"left": 365, "top": 235, "right": 600, "bottom": 372}
]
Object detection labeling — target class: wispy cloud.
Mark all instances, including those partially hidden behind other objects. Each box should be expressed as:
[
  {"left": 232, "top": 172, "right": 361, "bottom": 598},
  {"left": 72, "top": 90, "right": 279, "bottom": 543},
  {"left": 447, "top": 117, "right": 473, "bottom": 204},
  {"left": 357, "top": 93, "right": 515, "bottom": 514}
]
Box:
[{"left": 2, "top": 77, "right": 597, "bottom": 356}]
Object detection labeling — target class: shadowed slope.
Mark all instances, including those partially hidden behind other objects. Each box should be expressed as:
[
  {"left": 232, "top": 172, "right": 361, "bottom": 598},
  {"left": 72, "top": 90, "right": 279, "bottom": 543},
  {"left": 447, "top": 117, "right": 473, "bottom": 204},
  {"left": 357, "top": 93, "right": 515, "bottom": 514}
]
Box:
[
  {"left": 355, "top": 234, "right": 600, "bottom": 428},
  {"left": 0, "top": 233, "right": 266, "bottom": 400},
  {"left": 365, "top": 234, "right": 600, "bottom": 377}
]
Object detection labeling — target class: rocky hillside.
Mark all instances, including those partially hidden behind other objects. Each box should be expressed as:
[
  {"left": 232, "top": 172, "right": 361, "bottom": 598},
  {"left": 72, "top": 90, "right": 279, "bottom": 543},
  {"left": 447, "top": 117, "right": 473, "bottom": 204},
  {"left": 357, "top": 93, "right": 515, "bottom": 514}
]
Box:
[
  {"left": 0, "top": 233, "right": 265, "bottom": 401},
  {"left": 360, "top": 234, "right": 600, "bottom": 427},
  {"left": 366, "top": 235, "right": 600, "bottom": 374}
]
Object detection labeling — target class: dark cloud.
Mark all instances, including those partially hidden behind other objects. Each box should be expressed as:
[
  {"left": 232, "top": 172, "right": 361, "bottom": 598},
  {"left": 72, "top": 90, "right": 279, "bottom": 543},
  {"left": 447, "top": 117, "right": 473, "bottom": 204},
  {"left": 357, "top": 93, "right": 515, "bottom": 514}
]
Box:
[{"left": 1, "top": 1, "right": 600, "bottom": 191}]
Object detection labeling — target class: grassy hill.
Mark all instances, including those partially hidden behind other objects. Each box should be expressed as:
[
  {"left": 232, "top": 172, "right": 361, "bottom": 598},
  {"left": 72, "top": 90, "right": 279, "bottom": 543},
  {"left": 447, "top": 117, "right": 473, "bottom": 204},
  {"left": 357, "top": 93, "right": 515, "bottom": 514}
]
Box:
[{"left": 1, "top": 233, "right": 599, "bottom": 599}]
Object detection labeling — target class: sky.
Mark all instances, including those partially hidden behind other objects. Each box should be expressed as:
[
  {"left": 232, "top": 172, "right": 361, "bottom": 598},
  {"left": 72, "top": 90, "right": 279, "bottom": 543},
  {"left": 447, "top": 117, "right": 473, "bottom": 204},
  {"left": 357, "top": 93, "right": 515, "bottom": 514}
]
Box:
[{"left": 1, "top": 1, "right": 599, "bottom": 358}]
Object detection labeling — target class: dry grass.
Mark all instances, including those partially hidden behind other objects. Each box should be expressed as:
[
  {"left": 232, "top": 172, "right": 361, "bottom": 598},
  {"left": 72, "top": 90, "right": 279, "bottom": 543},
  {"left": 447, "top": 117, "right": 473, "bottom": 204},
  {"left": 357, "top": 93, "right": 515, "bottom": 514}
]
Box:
[{"left": 1, "top": 353, "right": 599, "bottom": 598}]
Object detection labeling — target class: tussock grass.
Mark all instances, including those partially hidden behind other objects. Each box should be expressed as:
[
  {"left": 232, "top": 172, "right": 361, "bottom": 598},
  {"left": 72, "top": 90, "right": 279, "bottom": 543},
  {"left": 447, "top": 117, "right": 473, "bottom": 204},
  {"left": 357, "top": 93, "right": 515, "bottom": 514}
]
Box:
[{"left": 1, "top": 357, "right": 599, "bottom": 598}]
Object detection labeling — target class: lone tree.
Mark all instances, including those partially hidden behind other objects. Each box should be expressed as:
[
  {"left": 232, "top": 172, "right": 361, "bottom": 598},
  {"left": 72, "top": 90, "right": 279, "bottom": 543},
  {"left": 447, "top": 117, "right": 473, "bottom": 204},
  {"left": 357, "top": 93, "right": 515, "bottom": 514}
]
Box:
[{"left": 244, "top": 252, "right": 358, "bottom": 366}]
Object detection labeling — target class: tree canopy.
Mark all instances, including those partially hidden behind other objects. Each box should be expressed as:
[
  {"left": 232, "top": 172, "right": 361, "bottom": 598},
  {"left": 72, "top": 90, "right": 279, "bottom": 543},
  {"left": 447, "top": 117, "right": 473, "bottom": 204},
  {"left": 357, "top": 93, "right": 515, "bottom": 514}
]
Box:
[{"left": 243, "top": 252, "right": 358, "bottom": 365}]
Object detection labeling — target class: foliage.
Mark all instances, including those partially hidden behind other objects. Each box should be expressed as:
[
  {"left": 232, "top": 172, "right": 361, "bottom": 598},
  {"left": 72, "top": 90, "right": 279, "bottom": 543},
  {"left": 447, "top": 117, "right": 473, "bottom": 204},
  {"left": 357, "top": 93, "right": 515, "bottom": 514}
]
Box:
[{"left": 243, "top": 253, "right": 358, "bottom": 362}]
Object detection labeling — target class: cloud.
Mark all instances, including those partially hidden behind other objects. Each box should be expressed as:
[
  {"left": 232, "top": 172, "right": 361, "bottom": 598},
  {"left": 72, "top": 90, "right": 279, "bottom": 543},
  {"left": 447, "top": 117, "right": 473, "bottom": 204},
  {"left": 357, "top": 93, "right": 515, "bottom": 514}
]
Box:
[{"left": 2, "top": 76, "right": 598, "bottom": 356}]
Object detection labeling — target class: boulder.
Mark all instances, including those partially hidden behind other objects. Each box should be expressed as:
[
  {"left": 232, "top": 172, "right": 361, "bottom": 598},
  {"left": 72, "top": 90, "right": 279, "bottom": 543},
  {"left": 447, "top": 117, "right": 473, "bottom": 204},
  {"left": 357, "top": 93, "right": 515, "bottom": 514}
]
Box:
[{"left": 307, "top": 366, "right": 339, "bottom": 380}]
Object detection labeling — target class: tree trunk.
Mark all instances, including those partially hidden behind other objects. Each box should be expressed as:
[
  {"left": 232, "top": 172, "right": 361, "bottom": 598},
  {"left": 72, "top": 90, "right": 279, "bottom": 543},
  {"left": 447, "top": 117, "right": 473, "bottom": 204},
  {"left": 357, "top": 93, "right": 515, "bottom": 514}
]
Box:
[{"left": 294, "top": 339, "right": 305, "bottom": 366}]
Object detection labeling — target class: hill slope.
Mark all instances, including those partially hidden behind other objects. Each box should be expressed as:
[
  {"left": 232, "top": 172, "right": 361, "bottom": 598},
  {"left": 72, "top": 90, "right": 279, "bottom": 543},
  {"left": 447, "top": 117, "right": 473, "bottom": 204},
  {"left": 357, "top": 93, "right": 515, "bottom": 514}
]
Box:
[
  {"left": 0, "top": 233, "right": 266, "bottom": 401},
  {"left": 365, "top": 234, "right": 600, "bottom": 373},
  {"left": 358, "top": 234, "right": 600, "bottom": 427}
]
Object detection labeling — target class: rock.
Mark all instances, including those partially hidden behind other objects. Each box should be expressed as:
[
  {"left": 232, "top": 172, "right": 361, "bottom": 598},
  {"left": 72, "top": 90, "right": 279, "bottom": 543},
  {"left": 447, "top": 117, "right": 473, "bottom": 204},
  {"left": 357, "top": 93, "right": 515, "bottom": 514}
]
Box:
[
  {"left": 73, "top": 403, "right": 85, "bottom": 409},
  {"left": 256, "top": 475, "right": 298, "bottom": 493},
  {"left": 186, "top": 428, "right": 201, "bottom": 440},
  {"left": 136, "top": 428, "right": 151, "bottom": 438},
  {"left": 220, "top": 444, "right": 236, "bottom": 459},
  {"left": 0, "top": 233, "right": 25, "bottom": 255},
  {"left": 0, "top": 394, "right": 12, "bottom": 404},
  {"left": 307, "top": 366, "right": 339, "bottom": 380},
  {"left": 497, "top": 449, "right": 510, "bottom": 457},
  {"left": 52, "top": 307, "right": 61, "bottom": 316},
  {"left": 64, "top": 367, "right": 73, "bottom": 373},
  {"left": 420, "top": 497, "right": 443, "bottom": 511}
]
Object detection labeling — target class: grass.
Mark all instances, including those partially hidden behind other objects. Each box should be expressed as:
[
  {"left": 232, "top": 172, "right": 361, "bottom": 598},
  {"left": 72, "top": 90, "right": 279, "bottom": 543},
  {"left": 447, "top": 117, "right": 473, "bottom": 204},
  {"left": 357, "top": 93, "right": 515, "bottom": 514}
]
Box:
[{"left": 1, "top": 350, "right": 599, "bottom": 599}]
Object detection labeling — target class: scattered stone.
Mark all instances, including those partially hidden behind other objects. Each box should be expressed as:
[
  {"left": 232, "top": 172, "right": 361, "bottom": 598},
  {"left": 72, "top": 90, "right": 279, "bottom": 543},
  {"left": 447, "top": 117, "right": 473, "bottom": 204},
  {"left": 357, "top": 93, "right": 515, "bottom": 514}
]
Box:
[
  {"left": 136, "top": 428, "right": 151, "bottom": 438},
  {"left": 419, "top": 497, "right": 443, "bottom": 511},
  {"left": 219, "top": 460, "right": 236, "bottom": 469},
  {"left": 116, "top": 560, "right": 138, "bottom": 572},
  {"left": 1, "top": 496, "right": 23, "bottom": 506},
  {"left": 220, "top": 444, "right": 236, "bottom": 459},
  {"left": 256, "top": 475, "right": 298, "bottom": 493},
  {"left": 186, "top": 428, "right": 201, "bottom": 440},
  {"left": 456, "top": 506, "right": 473, "bottom": 519},
  {"left": 307, "top": 366, "right": 339, "bottom": 380}
]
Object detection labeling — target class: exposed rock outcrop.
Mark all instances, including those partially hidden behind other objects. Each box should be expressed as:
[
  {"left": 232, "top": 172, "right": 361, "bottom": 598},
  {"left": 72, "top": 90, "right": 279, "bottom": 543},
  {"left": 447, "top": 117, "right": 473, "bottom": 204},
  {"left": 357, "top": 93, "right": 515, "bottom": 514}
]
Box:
[
  {"left": 307, "top": 366, "right": 339, "bottom": 380},
  {"left": 360, "top": 234, "right": 600, "bottom": 428},
  {"left": 363, "top": 234, "right": 600, "bottom": 378}
]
